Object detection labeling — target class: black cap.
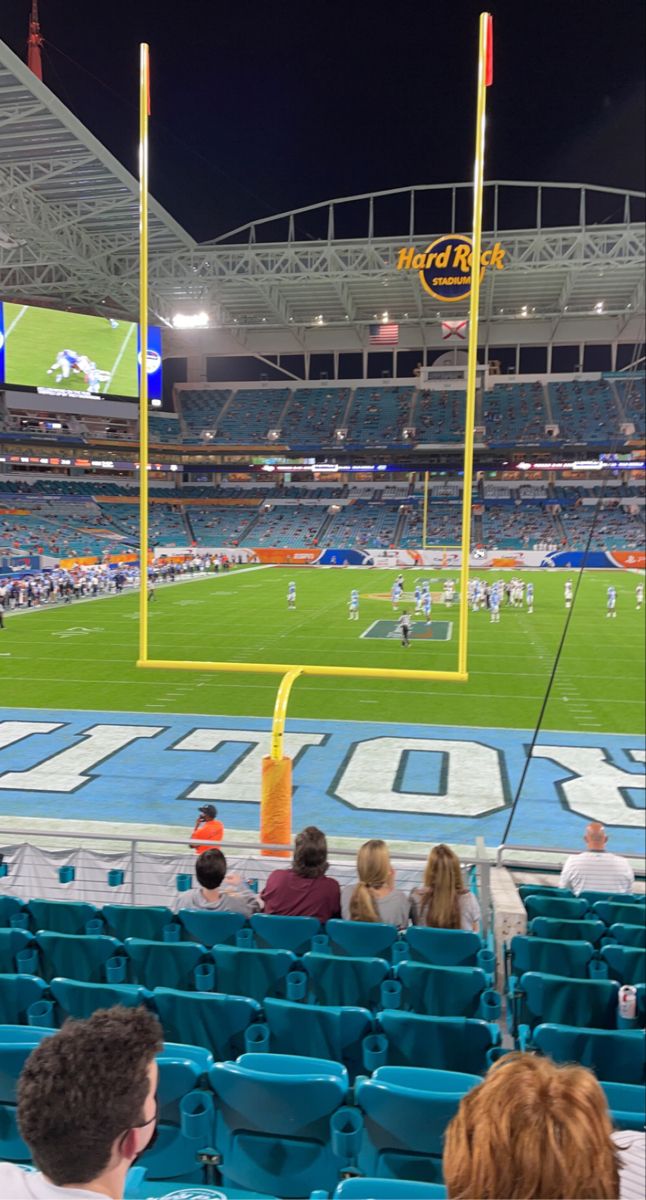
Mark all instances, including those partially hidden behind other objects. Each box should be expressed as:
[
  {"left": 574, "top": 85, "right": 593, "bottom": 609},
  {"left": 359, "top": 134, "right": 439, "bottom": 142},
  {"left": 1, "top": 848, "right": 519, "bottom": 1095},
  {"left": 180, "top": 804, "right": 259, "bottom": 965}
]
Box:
[{"left": 199, "top": 804, "right": 216, "bottom": 819}]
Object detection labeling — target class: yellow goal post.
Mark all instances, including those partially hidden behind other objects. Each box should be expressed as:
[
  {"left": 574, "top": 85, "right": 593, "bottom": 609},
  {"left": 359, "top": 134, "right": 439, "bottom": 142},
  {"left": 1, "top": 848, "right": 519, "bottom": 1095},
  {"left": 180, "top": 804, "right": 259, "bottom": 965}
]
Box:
[{"left": 136, "top": 14, "right": 493, "bottom": 848}]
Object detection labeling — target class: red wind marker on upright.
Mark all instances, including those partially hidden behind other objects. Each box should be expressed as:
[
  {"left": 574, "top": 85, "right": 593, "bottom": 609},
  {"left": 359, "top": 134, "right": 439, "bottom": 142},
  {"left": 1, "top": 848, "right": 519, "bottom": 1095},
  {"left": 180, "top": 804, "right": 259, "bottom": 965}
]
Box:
[{"left": 485, "top": 13, "right": 494, "bottom": 86}]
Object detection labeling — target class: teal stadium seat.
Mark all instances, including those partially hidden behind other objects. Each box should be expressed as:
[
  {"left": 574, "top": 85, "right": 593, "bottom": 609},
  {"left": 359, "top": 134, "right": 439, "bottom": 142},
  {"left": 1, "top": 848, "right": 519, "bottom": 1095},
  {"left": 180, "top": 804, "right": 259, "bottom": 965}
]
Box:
[
  {"left": 49, "top": 978, "right": 149, "bottom": 1022},
  {"left": 610, "top": 924, "right": 646, "bottom": 949},
  {"left": 325, "top": 919, "right": 399, "bottom": 960},
  {"left": 152, "top": 988, "right": 262, "bottom": 1061},
  {"left": 34, "top": 932, "right": 122, "bottom": 983},
  {"left": 355, "top": 1065, "right": 480, "bottom": 1183},
  {"left": 0, "top": 930, "right": 33, "bottom": 974},
  {"left": 0, "top": 898, "right": 25, "bottom": 928},
  {"left": 579, "top": 891, "right": 641, "bottom": 905},
  {"left": 394, "top": 962, "right": 497, "bottom": 1020},
  {"left": 128, "top": 1046, "right": 215, "bottom": 1184},
  {"left": 404, "top": 927, "right": 483, "bottom": 968},
  {"left": 258, "top": 998, "right": 373, "bottom": 1081},
  {"left": 533, "top": 1023, "right": 646, "bottom": 1084},
  {"left": 0, "top": 974, "right": 47, "bottom": 1025},
  {"left": 594, "top": 901, "right": 646, "bottom": 928},
  {"left": 210, "top": 945, "right": 297, "bottom": 1004},
  {"left": 0, "top": 1028, "right": 51, "bottom": 1161},
  {"left": 507, "top": 935, "right": 595, "bottom": 980},
  {"left": 516, "top": 972, "right": 620, "bottom": 1043},
  {"left": 374, "top": 1011, "right": 500, "bottom": 1076},
  {"left": 529, "top": 916, "right": 606, "bottom": 944},
  {"left": 301, "top": 953, "right": 390, "bottom": 1010},
  {"left": 208, "top": 1053, "right": 353, "bottom": 1198},
  {"left": 103, "top": 905, "right": 175, "bottom": 941},
  {"left": 327, "top": 1180, "right": 447, "bottom": 1200},
  {"left": 177, "top": 909, "right": 247, "bottom": 948},
  {"left": 518, "top": 885, "right": 573, "bottom": 901},
  {"left": 524, "top": 895, "right": 589, "bottom": 921},
  {"left": 125, "top": 1166, "right": 247, "bottom": 1198},
  {"left": 251, "top": 913, "right": 321, "bottom": 954},
  {"left": 27, "top": 899, "right": 100, "bottom": 935},
  {"left": 124, "top": 938, "right": 208, "bottom": 991},
  {"left": 601, "top": 945, "right": 646, "bottom": 986},
  {"left": 600, "top": 1081, "right": 646, "bottom": 1131}
]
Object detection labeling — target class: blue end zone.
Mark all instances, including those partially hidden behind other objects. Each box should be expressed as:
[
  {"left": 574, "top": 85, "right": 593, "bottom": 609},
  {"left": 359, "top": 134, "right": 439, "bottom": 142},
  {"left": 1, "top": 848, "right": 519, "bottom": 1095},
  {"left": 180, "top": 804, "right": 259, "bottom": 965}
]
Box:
[{"left": 0, "top": 708, "right": 643, "bottom": 854}]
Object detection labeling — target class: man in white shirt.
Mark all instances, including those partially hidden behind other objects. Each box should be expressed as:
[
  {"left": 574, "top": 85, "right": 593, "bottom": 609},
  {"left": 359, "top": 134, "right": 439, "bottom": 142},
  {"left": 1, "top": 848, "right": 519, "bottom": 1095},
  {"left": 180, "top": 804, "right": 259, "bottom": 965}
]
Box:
[
  {"left": 559, "top": 822, "right": 635, "bottom": 895},
  {"left": 0, "top": 1006, "right": 162, "bottom": 1200}
]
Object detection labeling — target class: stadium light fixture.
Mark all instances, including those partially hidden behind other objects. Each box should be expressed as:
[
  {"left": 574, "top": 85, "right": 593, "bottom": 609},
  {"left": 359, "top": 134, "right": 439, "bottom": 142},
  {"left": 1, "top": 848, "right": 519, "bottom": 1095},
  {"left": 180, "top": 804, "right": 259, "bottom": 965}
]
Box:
[{"left": 171, "top": 312, "right": 209, "bottom": 329}]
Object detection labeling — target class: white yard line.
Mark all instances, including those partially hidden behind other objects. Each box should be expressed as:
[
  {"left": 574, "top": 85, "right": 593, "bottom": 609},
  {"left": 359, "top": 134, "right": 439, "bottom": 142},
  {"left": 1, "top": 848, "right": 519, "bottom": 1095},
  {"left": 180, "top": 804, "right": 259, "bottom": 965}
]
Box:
[
  {"left": 4, "top": 304, "right": 28, "bottom": 338},
  {"left": 103, "top": 321, "right": 135, "bottom": 393}
]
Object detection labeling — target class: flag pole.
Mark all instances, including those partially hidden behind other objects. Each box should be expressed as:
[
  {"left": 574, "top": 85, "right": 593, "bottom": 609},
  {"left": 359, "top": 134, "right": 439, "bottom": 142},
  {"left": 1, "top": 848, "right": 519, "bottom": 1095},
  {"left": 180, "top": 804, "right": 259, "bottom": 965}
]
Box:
[
  {"left": 138, "top": 43, "right": 150, "bottom": 664},
  {"left": 457, "top": 12, "right": 492, "bottom": 676}
]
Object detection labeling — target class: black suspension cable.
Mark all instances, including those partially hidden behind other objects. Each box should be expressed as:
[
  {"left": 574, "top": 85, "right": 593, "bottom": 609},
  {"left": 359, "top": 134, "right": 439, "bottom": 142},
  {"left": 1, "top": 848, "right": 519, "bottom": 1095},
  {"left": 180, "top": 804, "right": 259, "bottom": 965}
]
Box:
[{"left": 500, "top": 456, "right": 621, "bottom": 847}]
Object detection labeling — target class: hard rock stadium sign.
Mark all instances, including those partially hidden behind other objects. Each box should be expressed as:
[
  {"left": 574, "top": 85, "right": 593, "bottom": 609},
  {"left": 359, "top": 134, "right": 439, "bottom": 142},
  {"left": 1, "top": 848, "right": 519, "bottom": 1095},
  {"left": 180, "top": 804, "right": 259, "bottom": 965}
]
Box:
[{"left": 396, "top": 233, "right": 507, "bottom": 302}]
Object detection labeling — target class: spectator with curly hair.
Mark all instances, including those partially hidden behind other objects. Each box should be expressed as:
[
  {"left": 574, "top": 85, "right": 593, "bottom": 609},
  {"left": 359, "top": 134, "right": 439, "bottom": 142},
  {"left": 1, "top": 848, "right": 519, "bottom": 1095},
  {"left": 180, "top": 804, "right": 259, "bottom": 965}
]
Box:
[{"left": 0, "top": 1005, "right": 162, "bottom": 1199}]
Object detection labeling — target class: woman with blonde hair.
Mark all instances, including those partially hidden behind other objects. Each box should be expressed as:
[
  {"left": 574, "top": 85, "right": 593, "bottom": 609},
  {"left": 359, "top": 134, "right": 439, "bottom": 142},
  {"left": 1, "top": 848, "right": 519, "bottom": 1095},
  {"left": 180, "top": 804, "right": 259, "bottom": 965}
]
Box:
[
  {"left": 341, "top": 839, "right": 411, "bottom": 929},
  {"left": 410, "top": 843, "right": 480, "bottom": 931},
  {"left": 443, "top": 1052, "right": 623, "bottom": 1199}
]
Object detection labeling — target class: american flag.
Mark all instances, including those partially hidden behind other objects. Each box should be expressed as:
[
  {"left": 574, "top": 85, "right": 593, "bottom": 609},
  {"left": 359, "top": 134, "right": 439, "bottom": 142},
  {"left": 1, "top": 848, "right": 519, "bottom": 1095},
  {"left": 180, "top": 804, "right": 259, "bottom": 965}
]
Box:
[{"left": 369, "top": 322, "right": 399, "bottom": 346}]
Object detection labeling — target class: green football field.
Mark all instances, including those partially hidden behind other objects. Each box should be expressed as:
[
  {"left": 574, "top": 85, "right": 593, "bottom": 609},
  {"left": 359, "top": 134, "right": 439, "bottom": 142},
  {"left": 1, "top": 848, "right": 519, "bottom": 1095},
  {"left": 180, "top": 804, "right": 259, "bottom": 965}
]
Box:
[
  {"left": 3, "top": 302, "right": 138, "bottom": 397},
  {"left": 2, "top": 567, "right": 644, "bottom": 733}
]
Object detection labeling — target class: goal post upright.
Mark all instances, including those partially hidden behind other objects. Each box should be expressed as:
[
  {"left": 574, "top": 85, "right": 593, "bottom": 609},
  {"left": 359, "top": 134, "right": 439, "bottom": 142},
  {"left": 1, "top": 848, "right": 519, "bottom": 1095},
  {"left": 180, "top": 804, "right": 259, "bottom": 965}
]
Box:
[
  {"left": 138, "top": 42, "right": 150, "bottom": 664},
  {"left": 457, "top": 11, "right": 492, "bottom": 676}
]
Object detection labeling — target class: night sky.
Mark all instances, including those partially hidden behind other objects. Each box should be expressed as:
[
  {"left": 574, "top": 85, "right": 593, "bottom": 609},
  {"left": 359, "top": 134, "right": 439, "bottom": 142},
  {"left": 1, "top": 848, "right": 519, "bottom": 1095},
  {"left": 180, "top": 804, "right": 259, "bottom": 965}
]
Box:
[{"left": 2, "top": 0, "right": 644, "bottom": 241}]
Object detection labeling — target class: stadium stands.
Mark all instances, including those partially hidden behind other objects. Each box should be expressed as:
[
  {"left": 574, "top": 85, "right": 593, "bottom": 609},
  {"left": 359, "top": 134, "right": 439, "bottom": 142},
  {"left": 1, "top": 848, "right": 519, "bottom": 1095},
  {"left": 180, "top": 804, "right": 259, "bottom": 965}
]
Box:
[
  {"left": 547, "top": 379, "right": 622, "bottom": 442},
  {"left": 413, "top": 389, "right": 466, "bottom": 443},
  {"left": 483, "top": 382, "right": 547, "bottom": 442},
  {"left": 208, "top": 388, "right": 289, "bottom": 443},
  {"left": 344, "top": 387, "right": 414, "bottom": 445},
  {"left": 177, "top": 389, "right": 230, "bottom": 438},
  {"left": 613, "top": 374, "right": 646, "bottom": 434},
  {"left": 283, "top": 387, "right": 351, "bottom": 443}
]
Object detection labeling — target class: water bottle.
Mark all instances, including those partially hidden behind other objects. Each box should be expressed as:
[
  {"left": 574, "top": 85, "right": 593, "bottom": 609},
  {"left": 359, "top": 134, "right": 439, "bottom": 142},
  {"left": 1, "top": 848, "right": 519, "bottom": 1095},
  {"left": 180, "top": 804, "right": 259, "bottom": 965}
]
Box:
[{"left": 618, "top": 985, "right": 637, "bottom": 1021}]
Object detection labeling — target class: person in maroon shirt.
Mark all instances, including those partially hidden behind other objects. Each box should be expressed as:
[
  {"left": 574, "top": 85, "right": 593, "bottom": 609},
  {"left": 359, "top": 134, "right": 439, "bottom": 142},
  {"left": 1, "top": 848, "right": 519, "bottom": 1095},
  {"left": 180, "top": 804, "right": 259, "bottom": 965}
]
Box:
[{"left": 261, "top": 826, "right": 341, "bottom": 922}]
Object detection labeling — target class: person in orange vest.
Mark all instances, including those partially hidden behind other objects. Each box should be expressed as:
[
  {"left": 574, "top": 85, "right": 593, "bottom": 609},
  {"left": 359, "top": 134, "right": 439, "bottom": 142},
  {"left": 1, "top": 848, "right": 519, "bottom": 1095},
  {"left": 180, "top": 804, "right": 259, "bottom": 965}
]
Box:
[{"left": 190, "top": 804, "right": 224, "bottom": 855}]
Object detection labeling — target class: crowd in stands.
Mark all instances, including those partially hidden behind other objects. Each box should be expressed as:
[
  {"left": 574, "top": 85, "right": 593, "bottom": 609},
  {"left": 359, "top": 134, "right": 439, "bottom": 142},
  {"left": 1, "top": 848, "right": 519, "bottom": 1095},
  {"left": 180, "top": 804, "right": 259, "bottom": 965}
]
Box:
[
  {"left": 1, "top": 482, "right": 643, "bottom": 555},
  {"left": 483, "top": 381, "right": 547, "bottom": 442},
  {"left": 0, "top": 818, "right": 642, "bottom": 1198},
  {"left": 548, "top": 379, "right": 622, "bottom": 442}
]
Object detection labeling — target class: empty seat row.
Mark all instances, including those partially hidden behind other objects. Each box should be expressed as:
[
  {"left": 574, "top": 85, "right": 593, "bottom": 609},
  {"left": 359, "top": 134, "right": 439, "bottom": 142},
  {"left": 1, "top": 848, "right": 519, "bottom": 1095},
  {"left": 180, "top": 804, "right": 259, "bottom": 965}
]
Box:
[
  {"left": 528, "top": 915, "right": 646, "bottom": 947},
  {"left": 506, "top": 970, "right": 645, "bottom": 1042},
  {"left": 506, "top": 934, "right": 646, "bottom": 985},
  {"left": 0, "top": 899, "right": 494, "bottom": 971},
  {"left": 522, "top": 892, "right": 645, "bottom": 928},
  {"left": 0, "top": 975, "right": 501, "bottom": 1079},
  {"left": 0, "top": 933, "right": 501, "bottom": 1017}
]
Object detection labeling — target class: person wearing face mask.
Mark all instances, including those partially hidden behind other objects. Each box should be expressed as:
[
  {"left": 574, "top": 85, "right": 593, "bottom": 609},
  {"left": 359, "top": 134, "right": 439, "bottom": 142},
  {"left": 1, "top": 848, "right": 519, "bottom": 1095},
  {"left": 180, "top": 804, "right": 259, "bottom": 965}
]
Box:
[{"left": 0, "top": 1006, "right": 162, "bottom": 1200}]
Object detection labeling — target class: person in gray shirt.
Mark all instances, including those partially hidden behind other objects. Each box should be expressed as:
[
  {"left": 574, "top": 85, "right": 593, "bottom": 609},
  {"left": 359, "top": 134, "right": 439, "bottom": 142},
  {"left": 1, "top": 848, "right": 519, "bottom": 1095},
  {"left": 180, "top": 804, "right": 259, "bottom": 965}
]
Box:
[
  {"left": 176, "top": 848, "right": 261, "bottom": 917},
  {"left": 341, "top": 839, "right": 412, "bottom": 929}
]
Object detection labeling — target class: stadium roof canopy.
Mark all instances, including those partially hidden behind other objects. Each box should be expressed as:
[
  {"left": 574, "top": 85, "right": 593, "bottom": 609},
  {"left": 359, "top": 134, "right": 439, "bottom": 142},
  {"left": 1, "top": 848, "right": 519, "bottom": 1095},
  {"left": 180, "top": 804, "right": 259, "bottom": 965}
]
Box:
[
  {"left": 0, "top": 38, "right": 191, "bottom": 314},
  {"left": 0, "top": 36, "right": 644, "bottom": 359}
]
